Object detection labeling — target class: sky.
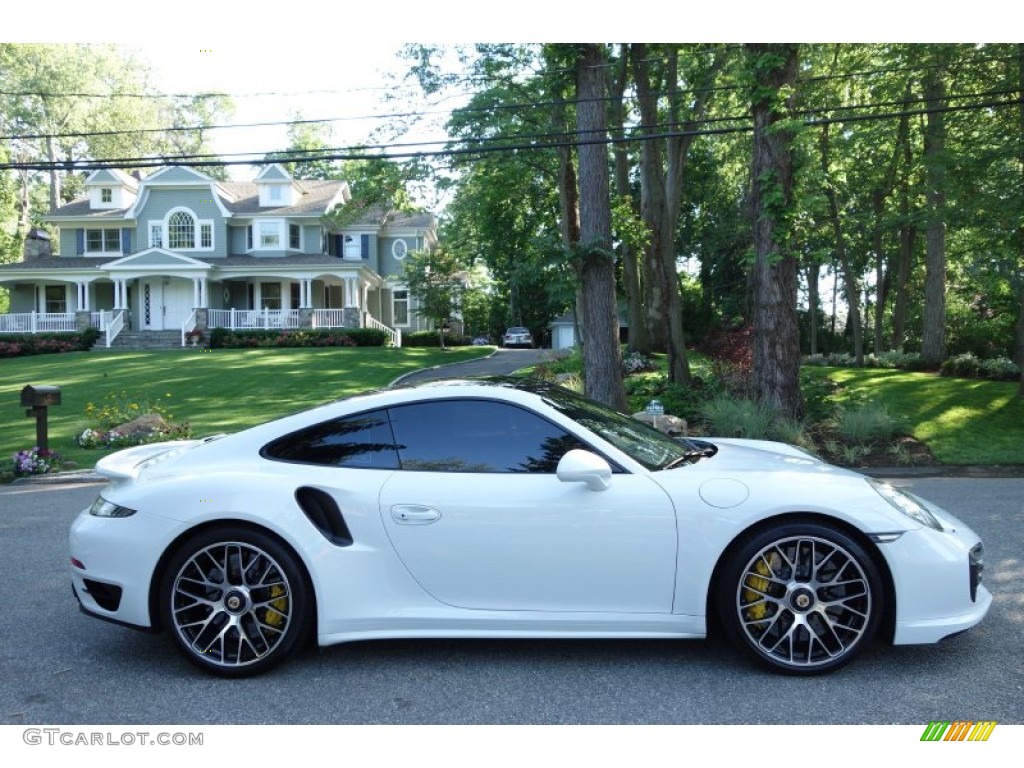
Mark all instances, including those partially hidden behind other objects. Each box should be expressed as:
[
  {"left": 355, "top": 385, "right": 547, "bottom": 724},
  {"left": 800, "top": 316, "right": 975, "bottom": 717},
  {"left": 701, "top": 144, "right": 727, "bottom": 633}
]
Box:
[{"left": 138, "top": 41, "right": 430, "bottom": 179}]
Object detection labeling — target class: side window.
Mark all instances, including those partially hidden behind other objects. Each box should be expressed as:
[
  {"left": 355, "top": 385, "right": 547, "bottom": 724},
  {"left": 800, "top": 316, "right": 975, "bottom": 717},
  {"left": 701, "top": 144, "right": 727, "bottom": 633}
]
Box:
[
  {"left": 261, "top": 410, "right": 399, "bottom": 469},
  {"left": 387, "top": 400, "right": 586, "bottom": 473}
]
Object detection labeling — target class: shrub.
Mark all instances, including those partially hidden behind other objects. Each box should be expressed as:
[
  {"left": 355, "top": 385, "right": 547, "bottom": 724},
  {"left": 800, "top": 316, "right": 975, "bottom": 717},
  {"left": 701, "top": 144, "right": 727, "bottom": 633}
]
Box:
[
  {"left": 0, "top": 331, "right": 98, "bottom": 358},
  {"left": 979, "top": 357, "right": 1020, "bottom": 381},
  {"left": 940, "top": 352, "right": 982, "bottom": 379},
  {"left": 700, "top": 396, "right": 774, "bottom": 439},
  {"left": 208, "top": 327, "right": 387, "bottom": 349},
  {"left": 833, "top": 401, "right": 905, "bottom": 445},
  {"left": 622, "top": 351, "right": 656, "bottom": 375},
  {"left": 404, "top": 330, "right": 470, "bottom": 347}
]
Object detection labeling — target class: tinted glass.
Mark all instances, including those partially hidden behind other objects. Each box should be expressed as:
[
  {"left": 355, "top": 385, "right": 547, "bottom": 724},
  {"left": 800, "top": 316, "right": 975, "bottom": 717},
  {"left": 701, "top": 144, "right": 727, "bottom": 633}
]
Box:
[
  {"left": 387, "top": 399, "right": 585, "bottom": 473},
  {"left": 537, "top": 384, "right": 689, "bottom": 471},
  {"left": 262, "top": 410, "right": 399, "bottom": 469}
]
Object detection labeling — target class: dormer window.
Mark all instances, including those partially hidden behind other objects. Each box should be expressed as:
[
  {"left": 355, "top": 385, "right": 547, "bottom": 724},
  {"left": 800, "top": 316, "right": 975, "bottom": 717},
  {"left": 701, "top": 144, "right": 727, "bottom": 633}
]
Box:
[
  {"left": 270, "top": 186, "right": 282, "bottom": 202},
  {"left": 101, "top": 188, "right": 112, "bottom": 203}
]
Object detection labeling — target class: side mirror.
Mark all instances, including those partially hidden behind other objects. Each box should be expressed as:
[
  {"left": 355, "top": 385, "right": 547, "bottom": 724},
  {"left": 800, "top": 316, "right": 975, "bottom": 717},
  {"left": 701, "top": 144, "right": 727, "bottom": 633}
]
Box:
[{"left": 557, "top": 449, "right": 612, "bottom": 492}]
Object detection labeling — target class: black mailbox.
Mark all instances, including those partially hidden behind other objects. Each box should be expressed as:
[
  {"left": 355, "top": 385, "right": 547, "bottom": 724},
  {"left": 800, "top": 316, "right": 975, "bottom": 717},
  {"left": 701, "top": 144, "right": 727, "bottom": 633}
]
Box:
[{"left": 21, "top": 385, "right": 62, "bottom": 407}]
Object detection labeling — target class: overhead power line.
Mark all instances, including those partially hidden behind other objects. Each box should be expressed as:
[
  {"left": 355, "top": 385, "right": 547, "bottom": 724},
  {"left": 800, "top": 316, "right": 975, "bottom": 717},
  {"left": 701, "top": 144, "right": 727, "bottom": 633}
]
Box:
[{"left": 1, "top": 97, "right": 1017, "bottom": 173}]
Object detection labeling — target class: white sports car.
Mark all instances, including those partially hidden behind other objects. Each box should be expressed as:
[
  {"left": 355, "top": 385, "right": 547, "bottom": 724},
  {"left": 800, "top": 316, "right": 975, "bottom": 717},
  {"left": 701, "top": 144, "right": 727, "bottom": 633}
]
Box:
[{"left": 70, "top": 378, "right": 990, "bottom": 677}]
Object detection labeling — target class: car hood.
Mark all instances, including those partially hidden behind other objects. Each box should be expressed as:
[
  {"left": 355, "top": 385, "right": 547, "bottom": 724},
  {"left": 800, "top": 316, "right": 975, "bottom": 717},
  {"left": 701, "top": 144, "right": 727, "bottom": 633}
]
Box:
[{"left": 695, "top": 437, "right": 862, "bottom": 479}]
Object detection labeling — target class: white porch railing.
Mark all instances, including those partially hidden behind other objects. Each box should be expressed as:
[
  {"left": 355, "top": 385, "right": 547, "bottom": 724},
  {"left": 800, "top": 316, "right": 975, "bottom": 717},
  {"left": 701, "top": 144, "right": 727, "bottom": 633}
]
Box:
[
  {"left": 181, "top": 309, "right": 198, "bottom": 347},
  {"left": 0, "top": 312, "right": 77, "bottom": 334},
  {"left": 105, "top": 311, "right": 125, "bottom": 348},
  {"left": 207, "top": 308, "right": 302, "bottom": 330},
  {"left": 312, "top": 309, "right": 346, "bottom": 329},
  {"left": 365, "top": 314, "right": 402, "bottom": 347},
  {"left": 90, "top": 310, "right": 112, "bottom": 330}
]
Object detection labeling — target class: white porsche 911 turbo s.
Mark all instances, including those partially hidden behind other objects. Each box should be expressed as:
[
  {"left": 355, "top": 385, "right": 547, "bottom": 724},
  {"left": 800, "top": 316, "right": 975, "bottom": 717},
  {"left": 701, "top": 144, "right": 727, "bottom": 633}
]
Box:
[{"left": 70, "top": 378, "right": 990, "bottom": 677}]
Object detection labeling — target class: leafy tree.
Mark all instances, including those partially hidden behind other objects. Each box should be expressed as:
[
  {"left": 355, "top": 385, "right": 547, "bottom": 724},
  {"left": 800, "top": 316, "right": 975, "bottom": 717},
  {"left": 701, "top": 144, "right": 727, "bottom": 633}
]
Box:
[
  {"left": 264, "top": 114, "right": 339, "bottom": 180},
  {"left": 402, "top": 247, "right": 467, "bottom": 347}
]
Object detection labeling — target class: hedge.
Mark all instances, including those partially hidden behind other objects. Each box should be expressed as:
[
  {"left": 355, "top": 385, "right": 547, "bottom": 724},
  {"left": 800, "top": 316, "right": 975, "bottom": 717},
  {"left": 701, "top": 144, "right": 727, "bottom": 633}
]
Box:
[
  {"left": 208, "top": 327, "right": 388, "bottom": 349},
  {"left": 403, "top": 330, "right": 472, "bottom": 347},
  {"left": 0, "top": 328, "right": 100, "bottom": 358}
]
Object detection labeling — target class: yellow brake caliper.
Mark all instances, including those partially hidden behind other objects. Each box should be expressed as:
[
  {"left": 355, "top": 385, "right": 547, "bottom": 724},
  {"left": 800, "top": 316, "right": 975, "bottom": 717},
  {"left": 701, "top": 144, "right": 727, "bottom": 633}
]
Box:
[
  {"left": 743, "top": 555, "right": 777, "bottom": 624},
  {"left": 264, "top": 585, "right": 288, "bottom": 628}
]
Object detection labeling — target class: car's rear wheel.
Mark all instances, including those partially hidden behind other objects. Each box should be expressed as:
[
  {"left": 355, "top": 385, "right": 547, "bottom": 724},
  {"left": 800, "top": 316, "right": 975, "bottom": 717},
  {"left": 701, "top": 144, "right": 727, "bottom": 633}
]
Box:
[
  {"left": 160, "top": 526, "right": 311, "bottom": 677},
  {"left": 716, "top": 522, "right": 882, "bottom": 675}
]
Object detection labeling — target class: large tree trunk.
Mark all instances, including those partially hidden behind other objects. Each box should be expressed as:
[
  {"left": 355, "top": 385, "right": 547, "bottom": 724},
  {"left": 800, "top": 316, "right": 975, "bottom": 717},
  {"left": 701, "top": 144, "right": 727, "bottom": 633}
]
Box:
[
  {"left": 921, "top": 62, "right": 948, "bottom": 367},
  {"left": 1016, "top": 45, "right": 1024, "bottom": 395},
  {"left": 821, "top": 124, "right": 863, "bottom": 365},
  {"left": 575, "top": 44, "right": 626, "bottom": 410},
  {"left": 748, "top": 43, "right": 803, "bottom": 419},
  {"left": 608, "top": 46, "right": 647, "bottom": 354},
  {"left": 630, "top": 43, "right": 716, "bottom": 384},
  {"left": 807, "top": 263, "right": 820, "bottom": 356},
  {"left": 872, "top": 189, "right": 888, "bottom": 354}
]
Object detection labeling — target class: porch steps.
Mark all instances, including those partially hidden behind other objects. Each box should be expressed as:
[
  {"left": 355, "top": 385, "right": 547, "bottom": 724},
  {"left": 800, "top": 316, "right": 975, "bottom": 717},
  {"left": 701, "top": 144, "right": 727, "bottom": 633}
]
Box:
[{"left": 101, "top": 330, "right": 183, "bottom": 350}]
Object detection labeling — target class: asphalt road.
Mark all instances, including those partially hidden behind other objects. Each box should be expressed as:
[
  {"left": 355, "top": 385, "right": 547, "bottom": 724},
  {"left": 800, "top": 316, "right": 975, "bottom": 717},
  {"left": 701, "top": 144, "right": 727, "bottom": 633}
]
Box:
[{"left": 0, "top": 476, "right": 1020, "bottom": 726}]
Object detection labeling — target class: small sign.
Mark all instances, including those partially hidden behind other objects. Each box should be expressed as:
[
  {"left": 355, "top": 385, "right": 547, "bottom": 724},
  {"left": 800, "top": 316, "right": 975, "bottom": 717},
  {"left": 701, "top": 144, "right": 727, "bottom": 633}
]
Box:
[{"left": 645, "top": 399, "right": 664, "bottom": 415}]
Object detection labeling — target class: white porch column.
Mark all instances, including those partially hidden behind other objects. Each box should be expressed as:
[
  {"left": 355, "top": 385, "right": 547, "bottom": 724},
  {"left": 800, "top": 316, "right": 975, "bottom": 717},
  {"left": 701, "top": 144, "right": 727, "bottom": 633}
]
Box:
[
  {"left": 344, "top": 278, "right": 360, "bottom": 308},
  {"left": 193, "top": 278, "right": 201, "bottom": 308},
  {"left": 77, "top": 282, "right": 89, "bottom": 311},
  {"left": 304, "top": 279, "right": 313, "bottom": 308},
  {"left": 200, "top": 277, "right": 208, "bottom": 308}
]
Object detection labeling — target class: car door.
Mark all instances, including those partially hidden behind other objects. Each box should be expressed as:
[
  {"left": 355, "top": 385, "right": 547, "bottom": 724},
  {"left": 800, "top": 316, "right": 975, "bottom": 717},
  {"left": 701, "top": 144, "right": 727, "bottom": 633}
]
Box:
[{"left": 378, "top": 399, "right": 678, "bottom": 614}]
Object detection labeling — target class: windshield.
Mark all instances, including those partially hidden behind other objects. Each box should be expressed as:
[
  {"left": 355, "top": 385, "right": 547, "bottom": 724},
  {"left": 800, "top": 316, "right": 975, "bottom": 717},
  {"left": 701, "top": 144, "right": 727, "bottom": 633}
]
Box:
[{"left": 537, "top": 384, "right": 695, "bottom": 471}]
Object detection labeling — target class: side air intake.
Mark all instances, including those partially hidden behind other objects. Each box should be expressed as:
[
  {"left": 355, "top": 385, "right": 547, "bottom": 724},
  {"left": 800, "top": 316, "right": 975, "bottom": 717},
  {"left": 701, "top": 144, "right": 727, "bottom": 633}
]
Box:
[{"left": 295, "top": 487, "right": 354, "bottom": 547}]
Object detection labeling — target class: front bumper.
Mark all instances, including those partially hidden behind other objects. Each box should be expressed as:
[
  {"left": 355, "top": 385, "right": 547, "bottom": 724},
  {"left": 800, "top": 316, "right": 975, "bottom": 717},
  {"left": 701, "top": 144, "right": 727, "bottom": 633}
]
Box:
[
  {"left": 69, "top": 505, "right": 186, "bottom": 630},
  {"left": 881, "top": 512, "right": 992, "bottom": 645}
]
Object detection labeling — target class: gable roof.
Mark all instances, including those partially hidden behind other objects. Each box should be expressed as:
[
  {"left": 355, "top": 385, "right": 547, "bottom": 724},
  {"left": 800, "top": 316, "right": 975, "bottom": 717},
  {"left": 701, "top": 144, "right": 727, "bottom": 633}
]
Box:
[{"left": 84, "top": 168, "right": 139, "bottom": 190}]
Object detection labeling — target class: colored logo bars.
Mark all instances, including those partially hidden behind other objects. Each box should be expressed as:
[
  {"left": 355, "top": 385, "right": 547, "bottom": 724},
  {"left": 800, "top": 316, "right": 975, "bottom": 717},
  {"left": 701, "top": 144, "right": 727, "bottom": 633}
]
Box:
[{"left": 921, "top": 721, "right": 997, "bottom": 741}]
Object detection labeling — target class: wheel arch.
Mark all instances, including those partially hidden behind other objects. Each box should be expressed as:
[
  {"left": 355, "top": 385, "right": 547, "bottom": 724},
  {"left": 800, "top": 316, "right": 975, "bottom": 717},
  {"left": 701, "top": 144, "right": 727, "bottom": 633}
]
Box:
[
  {"left": 705, "top": 511, "right": 897, "bottom": 644},
  {"left": 147, "top": 518, "right": 319, "bottom": 637}
]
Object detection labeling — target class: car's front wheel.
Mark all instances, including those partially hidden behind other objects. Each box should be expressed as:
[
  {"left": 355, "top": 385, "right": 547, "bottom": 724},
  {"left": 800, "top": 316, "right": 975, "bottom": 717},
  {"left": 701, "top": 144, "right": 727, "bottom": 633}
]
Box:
[
  {"left": 716, "top": 522, "right": 883, "bottom": 675},
  {"left": 159, "top": 526, "right": 311, "bottom": 677}
]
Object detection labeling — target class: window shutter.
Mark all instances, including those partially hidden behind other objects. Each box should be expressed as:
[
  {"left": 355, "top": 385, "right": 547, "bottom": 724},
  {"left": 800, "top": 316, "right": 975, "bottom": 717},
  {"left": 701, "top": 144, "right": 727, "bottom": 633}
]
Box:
[
  {"left": 360, "top": 234, "right": 370, "bottom": 259},
  {"left": 76, "top": 229, "right": 84, "bottom": 255},
  {"left": 121, "top": 228, "right": 131, "bottom": 254}
]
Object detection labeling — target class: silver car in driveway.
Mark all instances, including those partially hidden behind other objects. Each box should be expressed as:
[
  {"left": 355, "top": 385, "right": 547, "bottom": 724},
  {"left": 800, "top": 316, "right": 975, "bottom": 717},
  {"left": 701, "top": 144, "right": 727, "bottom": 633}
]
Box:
[{"left": 503, "top": 326, "right": 534, "bottom": 348}]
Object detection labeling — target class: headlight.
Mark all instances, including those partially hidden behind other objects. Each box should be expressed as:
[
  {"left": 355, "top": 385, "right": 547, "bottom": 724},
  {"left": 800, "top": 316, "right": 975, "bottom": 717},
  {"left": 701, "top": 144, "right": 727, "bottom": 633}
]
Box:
[
  {"left": 868, "top": 479, "right": 942, "bottom": 531},
  {"left": 89, "top": 496, "right": 137, "bottom": 518}
]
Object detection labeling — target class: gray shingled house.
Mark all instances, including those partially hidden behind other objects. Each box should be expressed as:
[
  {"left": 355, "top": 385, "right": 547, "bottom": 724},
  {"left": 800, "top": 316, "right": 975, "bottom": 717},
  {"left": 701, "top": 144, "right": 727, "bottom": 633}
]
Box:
[{"left": 0, "top": 164, "right": 436, "bottom": 347}]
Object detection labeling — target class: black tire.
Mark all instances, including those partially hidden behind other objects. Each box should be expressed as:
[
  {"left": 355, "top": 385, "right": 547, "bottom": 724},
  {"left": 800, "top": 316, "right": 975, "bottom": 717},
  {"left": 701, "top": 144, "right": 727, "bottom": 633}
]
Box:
[
  {"left": 159, "top": 526, "right": 311, "bottom": 678},
  {"left": 715, "top": 521, "right": 883, "bottom": 675}
]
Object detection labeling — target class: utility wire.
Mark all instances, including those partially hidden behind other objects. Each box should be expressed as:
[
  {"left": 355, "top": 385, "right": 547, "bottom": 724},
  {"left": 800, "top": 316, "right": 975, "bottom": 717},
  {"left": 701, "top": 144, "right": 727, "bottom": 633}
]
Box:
[{"left": 2, "top": 97, "right": 1017, "bottom": 173}]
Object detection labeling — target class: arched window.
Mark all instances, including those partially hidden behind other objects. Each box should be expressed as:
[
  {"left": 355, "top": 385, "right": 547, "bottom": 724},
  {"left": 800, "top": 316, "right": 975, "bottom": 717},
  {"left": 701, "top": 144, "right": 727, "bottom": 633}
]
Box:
[{"left": 168, "top": 210, "right": 196, "bottom": 249}]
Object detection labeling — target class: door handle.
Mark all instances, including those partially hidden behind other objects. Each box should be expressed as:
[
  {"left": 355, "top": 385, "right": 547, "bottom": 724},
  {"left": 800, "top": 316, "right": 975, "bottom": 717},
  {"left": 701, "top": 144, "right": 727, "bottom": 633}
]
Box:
[{"left": 391, "top": 504, "right": 441, "bottom": 525}]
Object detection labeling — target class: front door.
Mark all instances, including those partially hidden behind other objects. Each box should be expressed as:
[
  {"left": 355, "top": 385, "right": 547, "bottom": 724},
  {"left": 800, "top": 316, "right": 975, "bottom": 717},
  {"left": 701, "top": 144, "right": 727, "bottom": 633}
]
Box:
[{"left": 140, "top": 279, "right": 193, "bottom": 330}]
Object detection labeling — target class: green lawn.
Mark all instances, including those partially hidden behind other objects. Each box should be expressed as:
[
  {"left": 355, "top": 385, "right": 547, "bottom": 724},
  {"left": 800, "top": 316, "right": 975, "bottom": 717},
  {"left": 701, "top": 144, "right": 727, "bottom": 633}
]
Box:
[
  {"left": 816, "top": 367, "right": 1024, "bottom": 465},
  {"left": 1, "top": 346, "right": 491, "bottom": 472}
]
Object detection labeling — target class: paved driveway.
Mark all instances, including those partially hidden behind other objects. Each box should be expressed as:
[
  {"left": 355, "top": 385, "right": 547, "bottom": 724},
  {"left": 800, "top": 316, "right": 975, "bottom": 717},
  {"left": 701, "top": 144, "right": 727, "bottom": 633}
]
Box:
[{"left": 393, "top": 347, "right": 550, "bottom": 385}]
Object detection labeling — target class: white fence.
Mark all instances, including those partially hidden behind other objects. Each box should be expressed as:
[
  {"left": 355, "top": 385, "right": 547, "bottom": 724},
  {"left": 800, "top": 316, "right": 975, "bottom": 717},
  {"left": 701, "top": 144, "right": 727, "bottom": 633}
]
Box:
[
  {"left": 207, "top": 308, "right": 302, "bottom": 330},
  {"left": 0, "top": 312, "right": 77, "bottom": 334}
]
